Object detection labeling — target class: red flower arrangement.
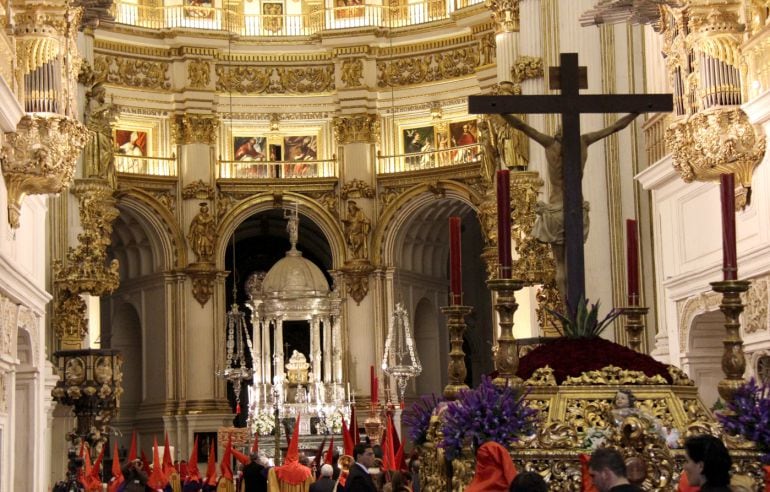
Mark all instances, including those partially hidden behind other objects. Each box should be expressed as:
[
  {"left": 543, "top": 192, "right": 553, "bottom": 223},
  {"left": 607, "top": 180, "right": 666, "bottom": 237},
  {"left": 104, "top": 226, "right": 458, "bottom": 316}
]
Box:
[{"left": 516, "top": 337, "right": 673, "bottom": 384}]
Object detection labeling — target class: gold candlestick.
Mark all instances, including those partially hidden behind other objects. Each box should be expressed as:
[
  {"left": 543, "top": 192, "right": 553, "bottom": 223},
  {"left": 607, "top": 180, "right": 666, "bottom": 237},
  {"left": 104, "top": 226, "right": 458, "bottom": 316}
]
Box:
[
  {"left": 486, "top": 278, "right": 525, "bottom": 387},
  {"left": 621, "top": 306, "right": 649, "bottom": 352},
  {"left": 440, "top": 304, "right": 473, "bottom": 400},
  {"left": 710, "top": 279, "right": 750, "bottom": 403}
]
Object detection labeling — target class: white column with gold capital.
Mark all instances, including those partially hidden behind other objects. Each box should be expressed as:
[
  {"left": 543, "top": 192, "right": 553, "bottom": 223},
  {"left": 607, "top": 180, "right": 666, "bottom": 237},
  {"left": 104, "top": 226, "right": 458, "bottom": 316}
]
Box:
[{"left": 487, "top": 0, "right": 520, "bottom": 83}]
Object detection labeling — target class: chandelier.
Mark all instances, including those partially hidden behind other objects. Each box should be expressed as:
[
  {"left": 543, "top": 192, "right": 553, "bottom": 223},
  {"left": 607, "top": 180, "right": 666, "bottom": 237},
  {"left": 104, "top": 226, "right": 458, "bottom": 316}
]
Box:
[
  {"left": 381, "top": 301, "right": 421, "bottom": 403},
  {"left": 217, "top": 237, "right": 254, "bottom": 415}
]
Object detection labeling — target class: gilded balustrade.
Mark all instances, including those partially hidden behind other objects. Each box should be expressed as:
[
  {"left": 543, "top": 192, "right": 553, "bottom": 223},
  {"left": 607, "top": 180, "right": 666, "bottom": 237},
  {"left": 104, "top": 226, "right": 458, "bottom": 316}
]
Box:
[
  {"left": 111, "top": 0, "right": 484, "bottom": 34},
  {"left": 114, "top": 153, "right": 178, "bottom": 176},
  {"left": 218, "top": 157, "right": 338, "bottom": 179},
  {"left": 376, "top": 143, "right": 481, "bottom": 175}
]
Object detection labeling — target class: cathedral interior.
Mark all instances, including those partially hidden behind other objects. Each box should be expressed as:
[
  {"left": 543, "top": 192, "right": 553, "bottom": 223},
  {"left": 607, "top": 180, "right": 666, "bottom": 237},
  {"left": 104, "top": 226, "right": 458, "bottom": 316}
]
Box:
[{"left": 2, "top": 0, "right": 770, "bottom": 489}]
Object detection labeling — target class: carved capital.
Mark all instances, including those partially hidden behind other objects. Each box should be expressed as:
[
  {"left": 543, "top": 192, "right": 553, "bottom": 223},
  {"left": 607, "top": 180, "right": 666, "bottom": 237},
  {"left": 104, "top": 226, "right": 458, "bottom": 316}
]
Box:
[
  {"left": 510, "top": 57, "right": 543, "bottom": 94},
  {"left": 185, "top": 262, "right": 222, "bottom": 307},
  {"left": 187, "top": 59, "right": 212, "bottom": 89},
  {"left": 339, "top": 259, "right": 375, "bottom": 305},
  {"left": 486, "top": 0, "right": 519, "bottom": 33},
  {"left": 172, "top": 114, "right": 219, "bottom": 145},
  {"left": 1, "top": 115, "right": 88, "bottom": 228},
  {"left": 333, "top": 114, "right": 380, "bottom": 145},
  {"left": 666, "top": 107, "right": 766, "bottom": 207}
]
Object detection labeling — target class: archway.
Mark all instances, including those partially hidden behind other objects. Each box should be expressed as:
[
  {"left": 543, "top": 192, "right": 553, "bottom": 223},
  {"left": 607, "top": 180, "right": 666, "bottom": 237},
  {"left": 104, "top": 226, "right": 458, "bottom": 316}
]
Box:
[
  {"left": 108, "top": 303, "right": 143, "bottom": 427},
  {"left": 683, "top": 310, "right": 726, "bottom": 408},
  {"left": 14, "top": 329, "right": 34, "bottom": 492},
  {"left": 386, "top": 194, "right": 492, "bottom": 395},
  {"left": 224, "top": 207, "right": 334, "bottom": 426},
  {"left": 413, "top": 297, "right": 441, "bottom": 396}
]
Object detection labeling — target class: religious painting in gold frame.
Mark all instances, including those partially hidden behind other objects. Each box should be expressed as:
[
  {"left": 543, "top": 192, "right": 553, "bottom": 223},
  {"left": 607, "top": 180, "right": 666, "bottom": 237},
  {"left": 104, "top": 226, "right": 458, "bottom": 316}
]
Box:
[
  {"left": 233, "top": 136, "right": 267, "bottom": 161},
  {"left": 114, "top": 129, "right": 148, "bottom": 157},
  {"left": 402, "top": 125, "right": 435, "bottom": 167},
  {"left": 334, "top": 0, "right": 364, "bottom": 20},
  {"left": 262, "top": 2, "right": 284, "bottom": 32},
  {"left": 184, "top": 0, "right": 214, "bottom": 19},
  {"left": 449, "top": 119, "right": 479, "bottom": 163}
]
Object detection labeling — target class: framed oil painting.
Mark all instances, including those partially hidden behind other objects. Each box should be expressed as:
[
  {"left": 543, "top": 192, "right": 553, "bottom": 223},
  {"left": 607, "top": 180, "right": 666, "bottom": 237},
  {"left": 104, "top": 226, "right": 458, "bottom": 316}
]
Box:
[
  {"left": 334, "top": 0, "right": 364, "bottom": 20},
  {"left": 262, "top": 2, "right": 283, "bottom": 32},
  {"left": 402, "top": 125, "right": 435, "bottom": 167},
  {"left": 114, "top": 129, "right": 148, "bottom": 156},
  {"left": 233, "top": 136, "right": 267, "bottom": 161},
  {"left": 284, "top": 136, "right": 318, "bottom": 161},
  {"left": 184, "top": 0, "right": 214, "bottom": 19},
  {"left": 449, "top": 119, "right": 478, "bottom": 163}
]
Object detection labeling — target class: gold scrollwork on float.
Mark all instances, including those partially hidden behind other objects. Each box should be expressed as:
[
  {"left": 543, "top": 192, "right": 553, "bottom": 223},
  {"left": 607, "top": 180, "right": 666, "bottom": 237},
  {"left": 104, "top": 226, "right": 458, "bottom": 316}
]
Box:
[
  {"left": 93, "top": 54, "right": 171, "bottom": 90},
  {"left": 562, "top": 365, "right": 668, "bottom": 386},
  {"left": 187, "top": 59, "right": 212, "bottom": 89},
  {"left": 665, "top": 107, "right": 766, "bottom": 208},
  {"left": 0, "top": 115, "right": 88, "bottom": 228},
  {"left": 332, "top": 114, "right": 379, "bottom": 145},
  {"left": 377, "top": 46, "right": 479, "bottom": 88},
  {"left": 215, "top": 64, "right": 335, "bottom": 94},
  {"left": 172, "top": 115, "right": 219, "bottom": 146}
]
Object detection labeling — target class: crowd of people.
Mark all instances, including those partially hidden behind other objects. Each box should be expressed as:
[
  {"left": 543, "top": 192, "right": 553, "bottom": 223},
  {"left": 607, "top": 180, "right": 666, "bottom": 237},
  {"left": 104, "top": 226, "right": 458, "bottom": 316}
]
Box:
[{"left": 57, "top": 425, "right": 747, "bottom": 492}]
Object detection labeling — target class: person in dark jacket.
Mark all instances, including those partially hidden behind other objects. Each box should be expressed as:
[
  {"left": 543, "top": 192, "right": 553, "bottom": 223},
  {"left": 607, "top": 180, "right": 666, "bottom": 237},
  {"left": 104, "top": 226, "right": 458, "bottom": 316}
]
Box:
[
  {"left": 588, "top": 448, "right": 640, "bottom": 492},
  {"left": 345, "top": 443, "right": 376, "bottom": 492},
  {"left": 309, "top": 464, "right": 335, "bottom": 492}
]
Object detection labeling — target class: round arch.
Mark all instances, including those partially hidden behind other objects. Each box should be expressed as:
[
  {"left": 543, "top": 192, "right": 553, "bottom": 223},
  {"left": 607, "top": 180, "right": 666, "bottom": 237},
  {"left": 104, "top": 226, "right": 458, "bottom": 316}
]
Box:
[
  {"left": 216, "top": 192, "right": 346, "bottom": 269},
  {"left": 372, "top": 180, "right": 482, "bottom": 266},
  {"left": 116, "top": 189, "right": 187, "bottom": 270}
]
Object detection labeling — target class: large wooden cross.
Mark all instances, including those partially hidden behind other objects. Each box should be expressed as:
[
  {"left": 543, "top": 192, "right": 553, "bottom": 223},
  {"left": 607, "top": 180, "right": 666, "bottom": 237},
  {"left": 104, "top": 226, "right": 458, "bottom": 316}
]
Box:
[{"left": 469, "top": 53, "right": 672, "bottom": 312}]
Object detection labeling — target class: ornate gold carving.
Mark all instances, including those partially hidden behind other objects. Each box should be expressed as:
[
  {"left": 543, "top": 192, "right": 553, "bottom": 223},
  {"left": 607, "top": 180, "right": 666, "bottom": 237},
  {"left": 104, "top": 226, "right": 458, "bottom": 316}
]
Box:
[
  {"left": 83, "top": 81, "right": 118, "bottom": 189},
  {"left": 524, "top": 366, "right": 557, "bottom": 386},
  {"left": 185, "top": 262, "right": 220, "bottom": 307},
  {"left": 0, "top": 115, "right": 88, "bottom": 228},
  {"left": 306, "top": 190, "right": 339, "bottom": 219},
  {"left": 340, "top": 58, "right": 364, "bottom": 88},
  {"left": 53, "top": 179, "right": 121, "bottom": 348},
  {"left": 668, "top": 366, "right": 695, "bottom": 386},
  {"left": 511, "top": 56, "right": 543, "bottom": 94},
  {"left": 486, "top": 0, "right": 519, "bottom": 33},
  {"left": 339, "top": 260, "right": 374, "bottom": 305},
  {"left": 188, "top": 59, "right": 211, "bottom": 89},
  {"left": 182, "top": 179, "right": 215, "bottom": 200},
  {"left": 562, "top": 366, "right": 668, "bottom": 386},
  {"left": 152, "top": 191, "right": 176, "bottom": 214},
  {"left": 487, "top": 278, "right": 525, "bottom": 386},
  {"left": 377, "top": 46, "right": 480, "bottom": 88},
  {"left": 666, "top": 108, "right": 766, "bottom": 207},
  {"left": 333, "top": 115, "right": 380, "bottom": 144},
  {"left": 188, "top": 202, "right": 217, "bottom": 263},
  {"left": 93, "top": 54, "right": 170, "bottom": 90},
  {"left": 342, "top": 200, "right": 371, "bottom": 262},
  {"left": 215, "top": 64, "right": 335, "bottom": 94},
  {"left": 480, "top": 32, "right": 496, "bottom": 66},
  {"left": 216, "top": 193, "right": 238, "bottom": 223},
  {"left": 744, "top": 277, "right": 768, "bottom": 334},
  {"left": 340, "top": 179, "right": 375, "bottom": 200},
  {"left": 441, "top": 305, "right": 473, "bottom": 400},
  {"left": 172, "top": 115, "right": 219, "bottom": 145}
]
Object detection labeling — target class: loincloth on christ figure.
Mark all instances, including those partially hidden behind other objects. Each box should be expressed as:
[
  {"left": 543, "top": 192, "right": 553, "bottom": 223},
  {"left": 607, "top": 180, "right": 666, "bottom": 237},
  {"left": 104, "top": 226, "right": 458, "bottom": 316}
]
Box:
[{"left": 532, "top": 200, "right": 590, "bottom": 244}]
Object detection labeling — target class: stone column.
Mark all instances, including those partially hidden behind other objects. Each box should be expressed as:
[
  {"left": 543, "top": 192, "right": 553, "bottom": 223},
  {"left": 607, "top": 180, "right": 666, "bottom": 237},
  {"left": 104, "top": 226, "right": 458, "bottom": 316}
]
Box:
[
  {"left": 262, "top": 319, "right": 271, "bottom": 385},
  {"left": 274, "top": 317, "right": 284, "bottom": 383},
  {"left": 487, "top": 0, "right": 520, "bottom": 83},
  {"left": 322, "top": 316, "right": 332, "bottom": 383},
  {"left": 312, "top": 316, "right": 321, "bottom": 383}
]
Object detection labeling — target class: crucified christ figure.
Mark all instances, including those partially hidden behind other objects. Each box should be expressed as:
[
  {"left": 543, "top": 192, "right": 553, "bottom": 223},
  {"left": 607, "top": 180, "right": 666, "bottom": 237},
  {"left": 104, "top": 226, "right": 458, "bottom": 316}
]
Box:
[{"left": 501, "top": 112, "right": 639, "bottom": 300}]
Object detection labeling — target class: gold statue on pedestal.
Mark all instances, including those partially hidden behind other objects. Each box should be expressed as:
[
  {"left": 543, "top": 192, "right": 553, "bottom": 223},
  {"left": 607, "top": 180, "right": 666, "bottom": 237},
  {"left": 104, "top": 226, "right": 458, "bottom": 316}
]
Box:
[{"left": 286, "top": 350, "right": 310, "bottom": 386}]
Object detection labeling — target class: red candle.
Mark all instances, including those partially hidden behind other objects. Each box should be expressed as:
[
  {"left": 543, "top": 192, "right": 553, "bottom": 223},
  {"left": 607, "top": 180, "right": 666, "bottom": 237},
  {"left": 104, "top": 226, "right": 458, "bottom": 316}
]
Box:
[
  {"left": 449, "top": 216, "right": 462, "bottom": 304},
  {"left": 626, "top": 219, "right": 639, "bottom": 306},
  {"left": 370, "top": 365, "right": 378, "bottom": 407},
  {"left": 496, "top": 169, "right": 512, "bottom": 278},
  {"left": 720, "top": 173, "right": 738, "bottom": 280}
]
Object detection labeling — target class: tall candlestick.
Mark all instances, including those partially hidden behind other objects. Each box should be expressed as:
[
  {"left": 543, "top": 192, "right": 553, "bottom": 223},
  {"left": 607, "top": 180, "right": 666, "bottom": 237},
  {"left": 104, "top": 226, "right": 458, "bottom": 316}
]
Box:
[
  {"left": 626, "top": 219, "right": 639, "bottom": 306},
  {"left": 720, "top": 173, "right": 738, "bottom": 280},
  {"left": 449, "top": 216, "right": 462, "bottom": 305},
  {"left": 496, "top": 169, "right": 512, "bottom": 278}
]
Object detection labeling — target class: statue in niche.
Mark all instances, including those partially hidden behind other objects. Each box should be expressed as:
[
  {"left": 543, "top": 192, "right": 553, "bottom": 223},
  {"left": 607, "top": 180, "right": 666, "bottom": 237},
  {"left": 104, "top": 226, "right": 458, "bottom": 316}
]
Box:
[
  {"left": 342, "top": 200, "right": 371, "bottom": 260},
  {"left": 83, "top": 82, "right": 118, "bottom": 189},
  {"left": 187, "top": 202, "right": 216, "bottom": 263}
]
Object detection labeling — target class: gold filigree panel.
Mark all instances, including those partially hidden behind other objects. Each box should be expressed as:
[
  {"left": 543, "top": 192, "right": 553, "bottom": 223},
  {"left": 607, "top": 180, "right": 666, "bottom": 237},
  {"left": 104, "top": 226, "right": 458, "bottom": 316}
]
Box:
[
  {"left": 745, "top": 277, "right": 768, "bottom": 334},
  {"left": 172, "top": 115, "right": 219, "bottom": 145},
  {"left": 215, "top": 64, "right": 335, "bottom": 94},
  {"left": 187, "top": 59, "right": 212, "bottom": 89},
  {"left": 333, "top": 114, "right": 379, "bottom": 144},
  {"left": 93, "top": 54, "right": 171, "bottom": 90},
  {"left": 377, "top": 45, "right": 480, "bottom": 88}
]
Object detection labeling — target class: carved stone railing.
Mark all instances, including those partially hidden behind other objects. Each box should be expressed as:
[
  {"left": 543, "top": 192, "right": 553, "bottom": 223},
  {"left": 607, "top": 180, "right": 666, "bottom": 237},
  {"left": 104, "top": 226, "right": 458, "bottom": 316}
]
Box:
[
  {"left": 218, "top": 157, "right": 337, "bottom": 179},
  {"left": 115, "top": 153, "right": 178, "bottom": 176}
]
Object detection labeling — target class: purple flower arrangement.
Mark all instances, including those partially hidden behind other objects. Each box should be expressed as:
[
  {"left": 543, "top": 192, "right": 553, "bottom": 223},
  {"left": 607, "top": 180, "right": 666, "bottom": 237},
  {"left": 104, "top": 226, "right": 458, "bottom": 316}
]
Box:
[
  {"left": 440, "top": 376, "right": 538, "bottom": 460},
  {"left": 717, "top": 378, "right": 770, "bottom": 463},
  {"left": 403, "top": 394, "right": 443, "bottom": 445}
]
